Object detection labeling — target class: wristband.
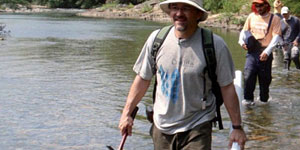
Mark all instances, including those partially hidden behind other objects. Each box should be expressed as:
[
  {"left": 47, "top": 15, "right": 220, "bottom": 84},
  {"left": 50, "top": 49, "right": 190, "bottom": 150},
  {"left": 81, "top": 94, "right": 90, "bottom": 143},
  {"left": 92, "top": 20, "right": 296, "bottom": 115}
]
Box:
[{"left": 232, "top": 125, "right": 243, "bottom": 130}]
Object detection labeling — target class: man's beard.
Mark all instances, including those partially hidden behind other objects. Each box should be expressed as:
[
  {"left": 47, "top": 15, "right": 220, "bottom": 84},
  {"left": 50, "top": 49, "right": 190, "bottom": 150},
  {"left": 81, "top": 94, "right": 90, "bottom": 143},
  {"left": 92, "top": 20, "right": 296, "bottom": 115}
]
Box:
[
  {"left": 258, "top": 9, "right": 268, "bottom": 16},
  {"left": 174, "top": 16, "right": 187, "bottom": 31},
  {"left": 175, "top": 24, "right": 187, "bottom": 31}
]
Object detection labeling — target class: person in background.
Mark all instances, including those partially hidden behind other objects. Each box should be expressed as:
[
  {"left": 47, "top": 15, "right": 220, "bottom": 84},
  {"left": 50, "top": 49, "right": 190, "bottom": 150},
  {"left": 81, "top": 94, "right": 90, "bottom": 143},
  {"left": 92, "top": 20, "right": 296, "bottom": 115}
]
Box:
[
  {"left": 280, "top": 6, "right": 300, "bottom": 70},
  {"left": 238, "top": 0, "right": 281, "bottom": 106},
  {"left": 119, "top": 0, "right": 247, "bottom": 149},
  {"left": 273, "top": 0, "right": 283, "bottom": 19}
]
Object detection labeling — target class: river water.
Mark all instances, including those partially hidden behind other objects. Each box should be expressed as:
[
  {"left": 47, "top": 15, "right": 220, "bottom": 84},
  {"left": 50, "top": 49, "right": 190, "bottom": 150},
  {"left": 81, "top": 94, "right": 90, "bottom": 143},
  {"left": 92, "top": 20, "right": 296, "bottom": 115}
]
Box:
[{"left": 0, "top": 13, "right": 299, "bottom": 150}]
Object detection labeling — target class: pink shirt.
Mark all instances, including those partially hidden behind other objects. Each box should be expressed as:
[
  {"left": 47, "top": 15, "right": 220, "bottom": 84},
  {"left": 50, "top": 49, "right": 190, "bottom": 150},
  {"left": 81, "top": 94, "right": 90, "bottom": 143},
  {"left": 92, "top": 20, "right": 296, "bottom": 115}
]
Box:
[{"left": 243, "top": 12, "right": 281, "bottom": 47}]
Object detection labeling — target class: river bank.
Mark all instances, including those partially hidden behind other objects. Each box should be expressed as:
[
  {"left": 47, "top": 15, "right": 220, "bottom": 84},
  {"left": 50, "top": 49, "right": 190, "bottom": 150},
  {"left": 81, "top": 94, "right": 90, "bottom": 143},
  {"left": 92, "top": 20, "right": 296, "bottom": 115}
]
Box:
[
  {"left": 0, "top": 5, "right": 86, "bottom": 14},
  {"left": 0, "top": 2, "right": 246, "bottom": 31},
  {"left": 76, "top": 1, "right": 246, "bottom": 31}
]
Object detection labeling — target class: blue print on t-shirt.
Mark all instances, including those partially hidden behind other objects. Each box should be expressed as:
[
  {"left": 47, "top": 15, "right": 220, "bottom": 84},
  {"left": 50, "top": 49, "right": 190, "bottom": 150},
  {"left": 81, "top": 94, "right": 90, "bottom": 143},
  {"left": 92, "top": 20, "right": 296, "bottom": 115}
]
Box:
[{"left": 159, "top": 65, "right": 180, "bottom": 103}]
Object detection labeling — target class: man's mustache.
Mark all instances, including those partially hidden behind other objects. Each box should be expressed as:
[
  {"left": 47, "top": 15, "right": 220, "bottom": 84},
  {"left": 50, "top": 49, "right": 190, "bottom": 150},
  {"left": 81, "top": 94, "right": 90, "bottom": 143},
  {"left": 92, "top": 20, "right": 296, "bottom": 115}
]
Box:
[{"left": 174, "top": 16, "right": 187, "bottom": 21}]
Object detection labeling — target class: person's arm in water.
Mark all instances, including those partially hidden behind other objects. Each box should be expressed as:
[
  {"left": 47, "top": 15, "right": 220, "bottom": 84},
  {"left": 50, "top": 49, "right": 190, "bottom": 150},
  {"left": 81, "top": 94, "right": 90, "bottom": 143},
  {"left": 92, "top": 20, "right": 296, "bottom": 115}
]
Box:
[
  {"left": 221, "top": 82, "right": 247, "bottom": 150},
  {"left": 119, "top": 75, "right": 151, "bottom": 136}
]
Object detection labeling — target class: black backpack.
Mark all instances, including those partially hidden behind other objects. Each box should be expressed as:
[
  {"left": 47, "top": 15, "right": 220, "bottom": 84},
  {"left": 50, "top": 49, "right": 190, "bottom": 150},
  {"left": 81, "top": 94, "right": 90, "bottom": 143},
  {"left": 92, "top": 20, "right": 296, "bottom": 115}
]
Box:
[{"left": 150, "top": 25, "right": 224, "bottom": 129}]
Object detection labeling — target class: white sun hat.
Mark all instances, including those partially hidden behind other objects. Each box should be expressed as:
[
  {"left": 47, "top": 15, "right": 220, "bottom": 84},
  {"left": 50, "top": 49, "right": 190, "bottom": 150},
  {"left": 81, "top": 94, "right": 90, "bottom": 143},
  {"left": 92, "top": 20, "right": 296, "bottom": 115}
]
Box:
[
  {"left": 281, "top": 6, "right": 289, "bottom": 14},
  {"left": 159, "top": 0, "right": 208, "bottom": 21}
]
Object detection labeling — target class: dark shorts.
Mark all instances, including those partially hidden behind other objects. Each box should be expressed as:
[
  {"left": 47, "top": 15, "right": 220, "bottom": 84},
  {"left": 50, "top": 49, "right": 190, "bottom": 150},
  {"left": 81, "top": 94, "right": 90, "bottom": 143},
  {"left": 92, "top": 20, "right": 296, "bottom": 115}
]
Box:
[{"left": 150, "top": 122, "right": 212, "bottom": 150}]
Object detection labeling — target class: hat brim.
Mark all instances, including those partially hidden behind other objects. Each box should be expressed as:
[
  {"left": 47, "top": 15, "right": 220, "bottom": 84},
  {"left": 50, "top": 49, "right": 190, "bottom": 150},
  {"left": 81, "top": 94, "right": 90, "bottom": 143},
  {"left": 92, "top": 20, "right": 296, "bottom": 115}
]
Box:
[
  {"left": 252, "top": 0, "right": 269, "bottom": 4},
  {"left": 253, "top": 1, "right": 264, "bottom": 4},
  {"left": 159, "top": 0, "right": 208, "bottom": 22}
]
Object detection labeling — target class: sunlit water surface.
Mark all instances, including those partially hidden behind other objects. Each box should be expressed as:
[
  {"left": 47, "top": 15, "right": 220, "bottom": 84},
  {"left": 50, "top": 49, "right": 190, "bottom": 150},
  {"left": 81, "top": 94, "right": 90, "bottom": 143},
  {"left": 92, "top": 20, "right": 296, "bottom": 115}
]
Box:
[{"left": 0, "top": 13, "right": 299, "bottom": 150}]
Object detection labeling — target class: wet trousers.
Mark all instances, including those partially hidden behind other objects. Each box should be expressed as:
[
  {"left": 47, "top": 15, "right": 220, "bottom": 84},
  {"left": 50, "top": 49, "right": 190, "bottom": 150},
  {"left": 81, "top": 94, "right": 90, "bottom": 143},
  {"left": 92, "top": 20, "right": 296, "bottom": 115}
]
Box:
[
  {"left": 244, "top": 51, "right": 273, "bottom": 102},
  {"left": 282, "top": 43, "right": 300, "bottom": 70},
  {"left": 150, "top": 121, "right": 212, "bottom": 150}
]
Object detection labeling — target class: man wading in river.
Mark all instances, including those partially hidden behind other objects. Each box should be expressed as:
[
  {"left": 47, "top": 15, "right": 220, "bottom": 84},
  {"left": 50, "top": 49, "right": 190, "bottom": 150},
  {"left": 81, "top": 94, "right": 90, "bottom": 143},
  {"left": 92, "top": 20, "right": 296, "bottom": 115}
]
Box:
[
  {"left": 119, "top": 0, "right": 247, "bottom": 149},
  {"left": 239, "top": 0, "right": 281, "bottom": 106},
  {"left": 280, "top": 6, "right": 300, "bottom": 70}
]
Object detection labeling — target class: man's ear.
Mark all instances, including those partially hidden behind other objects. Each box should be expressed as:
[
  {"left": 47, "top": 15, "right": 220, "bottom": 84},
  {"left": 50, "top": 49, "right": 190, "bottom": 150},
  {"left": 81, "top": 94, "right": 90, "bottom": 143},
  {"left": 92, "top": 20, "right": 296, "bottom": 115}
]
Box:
[{"left": 197, "top": 11, "right": 203, "bottom": 21}]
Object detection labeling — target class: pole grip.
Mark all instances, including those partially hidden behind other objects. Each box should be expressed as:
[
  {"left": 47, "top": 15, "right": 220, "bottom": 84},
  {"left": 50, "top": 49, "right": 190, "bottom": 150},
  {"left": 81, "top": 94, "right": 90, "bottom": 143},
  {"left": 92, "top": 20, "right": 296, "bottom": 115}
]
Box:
[{"left": 118, "top": 107, "right": 139, "bottom": 150}]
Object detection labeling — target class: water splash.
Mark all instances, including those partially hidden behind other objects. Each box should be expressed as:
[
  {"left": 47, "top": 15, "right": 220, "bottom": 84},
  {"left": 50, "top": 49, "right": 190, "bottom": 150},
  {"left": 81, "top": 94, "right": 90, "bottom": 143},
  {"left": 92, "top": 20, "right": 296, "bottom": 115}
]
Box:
[{"left": 0, "top": 23, "right": 11, "bottom": 40}]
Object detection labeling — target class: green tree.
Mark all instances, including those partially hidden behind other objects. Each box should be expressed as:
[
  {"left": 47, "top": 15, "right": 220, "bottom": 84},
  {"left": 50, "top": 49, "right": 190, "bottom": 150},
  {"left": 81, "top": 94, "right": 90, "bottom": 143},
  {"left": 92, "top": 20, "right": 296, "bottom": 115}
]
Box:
[
  {"left": 204, "top": 0, "right": 223, "bottom": 13},
  {"left": 0, "top": 0, "right": 31, "bottom": 9},
  {"left": 78, "top": 0, "right": 106, "bottom": 9},
  {"left": 33, "top": 0, "right": 48, "bottom": 5},
  {"left": 222, "top": 0, "right": 249, "bottom": 14},
  {"left": 1, "top": 0, "right": 300, "bottom": 15},
  {"left": 280, "top": 0, "right": 300, "bottom": 15}
]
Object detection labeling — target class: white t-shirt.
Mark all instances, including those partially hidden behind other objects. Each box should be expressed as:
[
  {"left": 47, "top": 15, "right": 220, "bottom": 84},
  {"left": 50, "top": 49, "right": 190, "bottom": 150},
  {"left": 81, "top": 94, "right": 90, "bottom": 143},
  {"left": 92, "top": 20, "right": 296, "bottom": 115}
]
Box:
[{"left": 133, "top": 26, "right": 235, "bottom": 134}]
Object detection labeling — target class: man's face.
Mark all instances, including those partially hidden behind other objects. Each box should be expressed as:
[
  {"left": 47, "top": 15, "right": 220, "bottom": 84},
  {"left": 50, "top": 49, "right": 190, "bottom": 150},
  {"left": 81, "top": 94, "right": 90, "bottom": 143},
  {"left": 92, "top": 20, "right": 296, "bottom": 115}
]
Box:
[
  {"left": 254, "top": 3, "right": 268, "bottom": 15},
  {"left": 169, "top": 3, "right": 202, "bottom": 32},
  {"left": 282, "top": 13, "right": 290, "bottom": 20}
]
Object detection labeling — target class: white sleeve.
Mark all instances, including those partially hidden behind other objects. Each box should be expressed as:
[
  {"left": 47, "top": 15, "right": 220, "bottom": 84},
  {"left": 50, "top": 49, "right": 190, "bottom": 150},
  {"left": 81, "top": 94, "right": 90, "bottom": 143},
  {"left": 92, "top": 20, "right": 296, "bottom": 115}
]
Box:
[
  {"left": 263, "top": 35, "right": 281, "bottom": 55},
  {"left": 238, "top": 30, "right": 252, "bottom": 46},
  {"left": 238, "top": 30, "right": 246, "bottom": 46}
]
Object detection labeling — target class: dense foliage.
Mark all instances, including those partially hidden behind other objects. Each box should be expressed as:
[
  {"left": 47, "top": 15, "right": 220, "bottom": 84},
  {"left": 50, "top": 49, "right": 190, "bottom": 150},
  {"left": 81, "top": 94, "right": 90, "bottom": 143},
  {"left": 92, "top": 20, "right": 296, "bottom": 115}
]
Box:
[
  {"left": 0, "top": 0, "right": 112, "bottom": 9},
  {"left": 203, "top": 0, "right": 300, "bottom": 16},
  {"left": 0, "top": 0, "right": 299, "bottom": 15},
  {"left": 280, "top": 0, "right": 300, "bottom": 15}
]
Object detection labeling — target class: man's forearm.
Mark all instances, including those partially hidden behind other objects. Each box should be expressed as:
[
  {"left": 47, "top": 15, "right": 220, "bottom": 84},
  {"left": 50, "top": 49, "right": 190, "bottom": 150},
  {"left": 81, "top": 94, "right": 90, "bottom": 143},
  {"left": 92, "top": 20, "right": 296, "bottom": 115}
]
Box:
[
  {"left": 263, "top": 35, "right": 281, "bottom": 55},
  {"left": 221, "top": 83, "right": 242, "bottom": 126},
  {"left": 238, "top": 30, "right": 246, "bottom": 46},
  {"left": 122, "top": 75, "right": 151, "bottom": 117}
]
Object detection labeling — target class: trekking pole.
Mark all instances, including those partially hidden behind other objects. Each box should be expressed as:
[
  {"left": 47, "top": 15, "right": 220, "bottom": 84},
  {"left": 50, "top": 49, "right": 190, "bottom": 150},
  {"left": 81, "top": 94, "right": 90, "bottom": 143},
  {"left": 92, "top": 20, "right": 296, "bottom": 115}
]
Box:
[
  {"left": 118, "top": 133, "right": 128, "bottom": 150},
  {"left": 118, "top": 106, "right": 139, "bottom": 150},
  {"left": 106, "top": 107, "right": 139, "bottom": 150}
]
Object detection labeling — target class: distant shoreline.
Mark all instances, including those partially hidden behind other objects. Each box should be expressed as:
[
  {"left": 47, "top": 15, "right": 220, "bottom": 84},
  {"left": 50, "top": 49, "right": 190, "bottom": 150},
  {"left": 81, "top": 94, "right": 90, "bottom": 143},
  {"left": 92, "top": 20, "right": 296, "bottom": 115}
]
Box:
[
  {"left": 0, "top": 7, "right": 86, "bottom": 14},
  {"left": 75, "top": 3, "right": 244, "bottom": 31},
  {"left": 0, "top": 3, "right": 244, "bottom": 31}
]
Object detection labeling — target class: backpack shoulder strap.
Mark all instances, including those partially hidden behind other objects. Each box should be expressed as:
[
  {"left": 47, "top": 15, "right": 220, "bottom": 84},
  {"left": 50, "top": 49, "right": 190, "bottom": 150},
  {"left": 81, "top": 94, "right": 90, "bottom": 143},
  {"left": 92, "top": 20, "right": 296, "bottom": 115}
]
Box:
[
  {"left": 151, "top": 25, "right": 173, "bottom": 103},
  {"left": 151, "top": 25, "right": 173, "bottom": 73},
  {"left": 201, "top": 28, "right": 224, "bottom": 130},
  {"left": 266, "top": 13, "right": 274, "bottom": 36},
  {"left": 201, "top": 28, "right": 217, "bottom": 81}
]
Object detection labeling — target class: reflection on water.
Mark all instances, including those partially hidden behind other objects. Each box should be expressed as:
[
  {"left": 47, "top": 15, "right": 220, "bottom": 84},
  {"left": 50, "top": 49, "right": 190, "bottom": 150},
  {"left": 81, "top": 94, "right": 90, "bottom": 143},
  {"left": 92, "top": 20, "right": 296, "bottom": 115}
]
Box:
[{"left": 0, "top": 13, "right": 299, "bottom": 150}]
